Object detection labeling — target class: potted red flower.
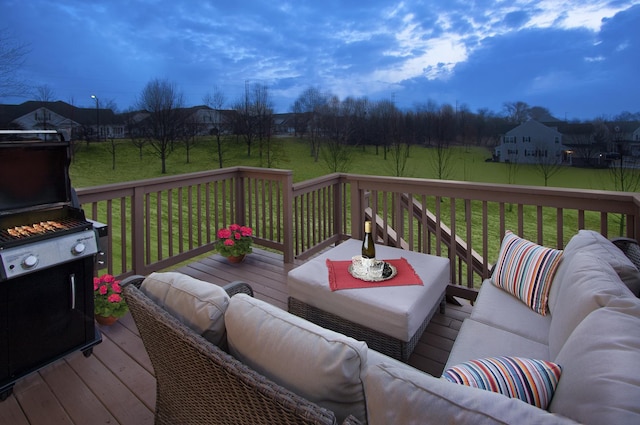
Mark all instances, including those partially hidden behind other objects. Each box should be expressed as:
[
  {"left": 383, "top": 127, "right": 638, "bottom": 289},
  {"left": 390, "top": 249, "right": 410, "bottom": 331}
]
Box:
[
  {"left": 94, "top": 274, "right": 129, "bottom": 325},
  {"left": 215, "top": 224, "right": 253, "bottom": 262}
]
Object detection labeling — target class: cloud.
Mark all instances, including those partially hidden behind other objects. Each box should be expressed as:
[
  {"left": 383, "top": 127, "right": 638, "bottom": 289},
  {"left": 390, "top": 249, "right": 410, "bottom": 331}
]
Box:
[{"left": 2, "top": 0, "right": 639, "bottom": 118}]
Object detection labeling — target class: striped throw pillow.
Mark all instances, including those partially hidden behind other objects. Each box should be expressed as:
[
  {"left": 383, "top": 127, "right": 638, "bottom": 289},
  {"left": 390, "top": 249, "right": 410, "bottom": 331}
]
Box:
[
  {"left": 492, "top": 231, "right": 563, "bottom": 315},
  {"left": 442, "top": 357, "right": 562, "bottom": 409}
]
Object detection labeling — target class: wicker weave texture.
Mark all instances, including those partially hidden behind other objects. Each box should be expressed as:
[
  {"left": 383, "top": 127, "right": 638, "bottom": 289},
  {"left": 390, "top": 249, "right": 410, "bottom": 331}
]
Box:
[
  {"left": 124, "top": 282, "right": 346, "bottom": 425},
  {"left": 287, "top": 296, "right": 442, "bottom": 362},
  {"left": 612, "top": 237, "right": 640, "bottom": 272}
]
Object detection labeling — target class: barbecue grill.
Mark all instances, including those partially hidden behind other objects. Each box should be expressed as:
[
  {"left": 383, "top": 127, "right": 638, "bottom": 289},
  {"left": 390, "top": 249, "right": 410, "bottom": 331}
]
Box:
[{"left": 0, "top": 130, "right": 102, "bottom": 400}]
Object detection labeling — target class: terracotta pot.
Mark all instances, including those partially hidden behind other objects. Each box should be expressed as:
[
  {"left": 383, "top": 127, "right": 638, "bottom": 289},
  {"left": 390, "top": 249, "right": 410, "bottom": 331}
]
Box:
[
  {"left": 95, "top": 315, "right": 118, "bottom": 326},
  {"left": 226, "top": 254, "right": 246, "bottom": 263}
]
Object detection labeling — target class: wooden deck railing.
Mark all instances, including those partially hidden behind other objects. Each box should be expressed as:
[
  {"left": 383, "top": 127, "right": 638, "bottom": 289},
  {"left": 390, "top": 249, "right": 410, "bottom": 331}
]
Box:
[{"left": 77, "top": 167, "right": 640, "bottom": 300}]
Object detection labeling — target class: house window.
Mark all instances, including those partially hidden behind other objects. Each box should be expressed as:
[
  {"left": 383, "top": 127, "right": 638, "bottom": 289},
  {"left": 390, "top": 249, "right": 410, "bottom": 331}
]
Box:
[
  {"left": 555, "top": 137, "right": 560, "bottom": 144},
  {"left": 523, "top": 136, "right": 531, "bottom": 143},
  {"left": 504, "top": 136, "right": 516, "bottom": 144}
]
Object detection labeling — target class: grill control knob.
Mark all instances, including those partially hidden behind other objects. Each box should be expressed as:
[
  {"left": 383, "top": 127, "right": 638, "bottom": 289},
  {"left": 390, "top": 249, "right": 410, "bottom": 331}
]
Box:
[
  {"left": 72, "top": 242, "right": 86, "bottom": 255},
  {"left": 23, "top": 255, "right": 38, "bottom": 269}
]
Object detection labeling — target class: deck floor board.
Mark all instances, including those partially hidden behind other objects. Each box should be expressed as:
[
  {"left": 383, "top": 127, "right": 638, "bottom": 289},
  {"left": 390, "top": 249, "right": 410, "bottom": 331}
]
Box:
[{"left": 0, "top": 248, "right": 470, "bottom": 424}]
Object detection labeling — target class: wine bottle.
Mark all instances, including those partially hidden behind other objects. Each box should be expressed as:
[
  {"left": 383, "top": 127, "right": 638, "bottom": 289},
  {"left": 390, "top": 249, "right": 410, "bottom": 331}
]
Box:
[{"left": 362, "top": 220, "right": 376, "bottom": 259}]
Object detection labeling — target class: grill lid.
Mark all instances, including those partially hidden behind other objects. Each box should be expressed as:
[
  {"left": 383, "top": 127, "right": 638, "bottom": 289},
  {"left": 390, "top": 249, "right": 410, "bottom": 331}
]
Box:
[{"left": 0, "top": 130, "right": 72, "bottom": 216}]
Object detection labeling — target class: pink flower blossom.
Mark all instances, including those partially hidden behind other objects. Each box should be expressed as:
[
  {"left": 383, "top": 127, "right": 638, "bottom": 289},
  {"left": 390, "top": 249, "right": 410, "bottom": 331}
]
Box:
[
  {"left": 234, "top": 231, "right": 241, "bottom": 240},
  {"left": 108, "top": 293, "right": 122, "bottom": 303},
  {"left": 217, "top": 228, "right": 231, "bottom": 239},
  {"left": 240, "top": 226, "right": 252, "bottom": 237},
  {"left": 229, "top": 223, "right": 240, "bottom": 231},
  {"left": 102, "top": 274, "right": 115, "bottom": 283},
  {"left": 111, "top": 282, "right": 122, "bottom": 293},
  {"left": 93, "top": 277, "right": 101, "bottom": 290},
  {"left": 224, "top": 239, "right": 235, "bottom": 246},
  {"left": 99, "top": 285, "right": 108, "bottom": 295}
]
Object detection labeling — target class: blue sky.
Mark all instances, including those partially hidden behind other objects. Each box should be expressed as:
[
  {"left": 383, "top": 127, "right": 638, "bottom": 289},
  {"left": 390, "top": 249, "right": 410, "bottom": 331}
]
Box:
[{"left": 2, "top": 0, "right": 639, "bottom": 120}]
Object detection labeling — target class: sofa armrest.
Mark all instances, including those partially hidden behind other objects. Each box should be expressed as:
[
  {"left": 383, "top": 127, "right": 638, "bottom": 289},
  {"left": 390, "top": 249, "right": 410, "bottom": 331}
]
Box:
[
  {"left": 223, "top": 280, "right": 254, "bottom": 297},
  {"left": 611, "top": 237, "right": 640, "bottom": 271},
  {"left": 120, "top": 274, "right": 255, "bottom": 298},
  {"left": 342, "top": 415, "right": 363, "bottom": 425},
  {"left": 120, "top": 274, "right": 145, "bottom": 288}
]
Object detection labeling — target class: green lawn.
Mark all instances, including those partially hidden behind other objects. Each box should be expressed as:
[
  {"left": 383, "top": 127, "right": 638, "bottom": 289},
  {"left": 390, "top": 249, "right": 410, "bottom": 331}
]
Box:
[{"left": 69, "top": 136, "right": 619, "bottom": 192}]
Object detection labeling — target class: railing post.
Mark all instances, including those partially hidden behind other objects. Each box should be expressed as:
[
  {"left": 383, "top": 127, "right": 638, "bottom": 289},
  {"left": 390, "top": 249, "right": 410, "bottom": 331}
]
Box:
[
  {"left": 235, "top": 172, "right": 245, "bottom": 225},
  {"left": 131, "top": 185, "right": 146, "bottom": 275},
  {"left": 350, "top": 177, "right": 364, "bottom": 239},
  {"left": 282, "top": 171, "right": 294, "bottom": 263},
  {"left": 333, "top": 178, "right": 344, "bottom": 240}
]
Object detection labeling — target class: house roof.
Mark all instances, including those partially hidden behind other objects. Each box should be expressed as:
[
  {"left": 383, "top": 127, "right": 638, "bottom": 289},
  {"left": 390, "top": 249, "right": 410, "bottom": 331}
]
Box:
[
  {"left": 0, "top": 100, "right": 121, "bottom": 127},
  {"left": 505, "top": 119, "right": 563, "bottom": 137}
]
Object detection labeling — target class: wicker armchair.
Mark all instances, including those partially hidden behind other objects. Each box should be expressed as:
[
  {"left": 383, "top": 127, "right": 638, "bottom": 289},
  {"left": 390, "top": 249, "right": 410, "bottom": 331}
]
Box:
[
  {"left": 121, "top": 276, "right": 361, "bottom": 425},
  {"left": 611, "top": 237, "right": 640, "bottom": 272}
]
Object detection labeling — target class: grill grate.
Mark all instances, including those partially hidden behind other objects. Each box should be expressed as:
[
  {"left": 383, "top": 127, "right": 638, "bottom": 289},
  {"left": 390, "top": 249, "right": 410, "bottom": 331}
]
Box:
[{"left": 0, "top": 216, "right": 90, "bottom": 247}]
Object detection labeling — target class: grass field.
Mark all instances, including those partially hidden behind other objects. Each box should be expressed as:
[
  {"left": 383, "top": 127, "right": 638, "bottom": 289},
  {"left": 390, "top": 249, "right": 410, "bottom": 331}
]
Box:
[
  {"left": 69, "top": 136, "right": 620, "bottom": 192},
  {"left": 70, "top": 136, "right": 636, "bottom": 284}
]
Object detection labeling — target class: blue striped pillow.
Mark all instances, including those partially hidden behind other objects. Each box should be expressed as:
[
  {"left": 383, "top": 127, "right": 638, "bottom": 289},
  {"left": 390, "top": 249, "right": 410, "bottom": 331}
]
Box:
[
  {"left": 492, "top": 231, "right": 563, "bottom": 315},
  {"left": 442, "top": 357, "right": 562, "bottom": 409}
]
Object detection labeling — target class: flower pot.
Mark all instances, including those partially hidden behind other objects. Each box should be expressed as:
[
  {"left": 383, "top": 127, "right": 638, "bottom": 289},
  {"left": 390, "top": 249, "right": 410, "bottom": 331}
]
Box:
[
  {"left": 95, "top": 315, "right": 118, "bottom": 326},
  {"left": 226, "top": 254, "right": 246, "bottom": 263}
]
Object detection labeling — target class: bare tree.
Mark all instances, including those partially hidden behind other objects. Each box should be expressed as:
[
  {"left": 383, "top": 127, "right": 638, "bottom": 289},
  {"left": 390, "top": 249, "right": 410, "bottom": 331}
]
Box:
[
  {"left": 0, "top": 28, "right": 29, "bottom": 98},
  {"left": 33, "top": 84, "right": 56, "bottom": 101},
  {"left": 319, "top": 95, "right": 354, "bottom": 173},
  {"left": 503, "top": 101, "right": 530, "bottom": 124},
  {"left": 232, "top": 82, "right": 259, "bottom": 158},
  {"left": 203, "top": 87, "right": 227, "bottom": 168},
  {"left": 292, "top": 87, "right": 329, "bottom": 161},
  {"left": 532, "top": 143, "right": 564, "bottom": 186},
  {"left": 252, "top": 84, "right": 276, "bottom": 167},
  {"left": 610, "top": 137, "right": 640, "bottom": 235},
  {"left": 429, "top": 104, "right": 455, "bottom": 180},
  {"left": 136, "top": 78, "right": 186, "bottom": 174},
  {"left": 182, "top": 113, "right": 205, "bottom": 164}
]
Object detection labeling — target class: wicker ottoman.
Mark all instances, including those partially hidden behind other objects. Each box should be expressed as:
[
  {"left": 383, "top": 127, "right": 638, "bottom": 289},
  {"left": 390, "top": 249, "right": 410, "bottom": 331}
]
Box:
[{"left": 287, "top": 239, "right": 450, "bottom": 361}]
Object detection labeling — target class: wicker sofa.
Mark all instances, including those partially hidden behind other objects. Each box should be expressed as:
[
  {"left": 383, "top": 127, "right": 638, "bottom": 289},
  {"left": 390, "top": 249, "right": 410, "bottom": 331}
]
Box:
[
  {"left": 122, "top": 274, "right": 361, "bottom": 425},
  {"left": 123, "top": 230, "right": 640, "bottom": 425}
]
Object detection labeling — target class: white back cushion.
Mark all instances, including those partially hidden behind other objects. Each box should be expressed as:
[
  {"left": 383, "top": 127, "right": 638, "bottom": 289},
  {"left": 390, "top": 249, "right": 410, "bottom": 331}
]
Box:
[
  {"left": 225, "top": 294, "right": 368, "bottom": 424},
  {"left": 549, "top": 230, "right": 640, "bottom": 312},
  {"left": 549, "top": 298, "right": 640, "bottom": 424},
  {"left": 141, "top": 272, "right": 230, "bottom": 346},
  {"left": 548, "top": 252, "right": 632, "bottom": 359}
]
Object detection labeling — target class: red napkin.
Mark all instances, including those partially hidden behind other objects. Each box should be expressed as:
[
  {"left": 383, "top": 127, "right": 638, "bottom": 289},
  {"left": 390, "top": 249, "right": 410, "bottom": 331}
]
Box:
[{"left": 327, "top": 258, "right": 423, "bottom": 291}]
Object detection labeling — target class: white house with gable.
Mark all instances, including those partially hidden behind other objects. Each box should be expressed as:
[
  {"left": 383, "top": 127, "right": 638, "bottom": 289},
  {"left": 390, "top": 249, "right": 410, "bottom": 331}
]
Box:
[{"left": 494, "top": 119, "right": 569, "bottom": 164}]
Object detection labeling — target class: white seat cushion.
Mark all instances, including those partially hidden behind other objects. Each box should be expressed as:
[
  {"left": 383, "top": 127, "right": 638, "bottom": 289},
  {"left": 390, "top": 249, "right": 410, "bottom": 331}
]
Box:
[
  {"left": 140, "top": 272, "right": 230, "bottom": 346},
  {"left": 470, "top": 279, "right": 551, "bottom": 344},
  {"left": 225, "top": 293, "right": 368, "bottom": 424},
  {"left": 445, "top": 319, "right": 550, "bottom": 370}
]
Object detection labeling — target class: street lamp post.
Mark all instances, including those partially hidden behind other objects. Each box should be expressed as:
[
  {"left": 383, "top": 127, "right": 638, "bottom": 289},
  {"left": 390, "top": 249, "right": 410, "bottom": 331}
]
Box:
[{"left": 91, "top": 94, "right": 99, "bottom": 142}]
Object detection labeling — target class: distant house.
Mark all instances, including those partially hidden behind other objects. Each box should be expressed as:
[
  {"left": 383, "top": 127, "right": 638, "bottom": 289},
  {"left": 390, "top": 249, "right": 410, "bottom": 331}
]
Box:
[
  {"left": 494, "top": 119, "right": 569, "bottom": 165},
  {"left": 0, "top": 101, "right": 124, "bottom": 141},
  {"left": 184, "top": 106, "right": 231, "bottom": 135}
]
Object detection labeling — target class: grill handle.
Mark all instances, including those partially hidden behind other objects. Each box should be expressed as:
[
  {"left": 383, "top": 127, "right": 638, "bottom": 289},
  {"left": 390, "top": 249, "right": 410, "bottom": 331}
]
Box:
[{"left": 70, "top": 273, "right": 76, "bottom": 310}]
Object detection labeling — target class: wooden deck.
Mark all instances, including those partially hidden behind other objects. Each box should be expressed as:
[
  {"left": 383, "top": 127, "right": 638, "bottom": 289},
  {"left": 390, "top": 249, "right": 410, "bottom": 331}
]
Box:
[{"left": 0, "top": 248, "right": 472, "bottom": 424}]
